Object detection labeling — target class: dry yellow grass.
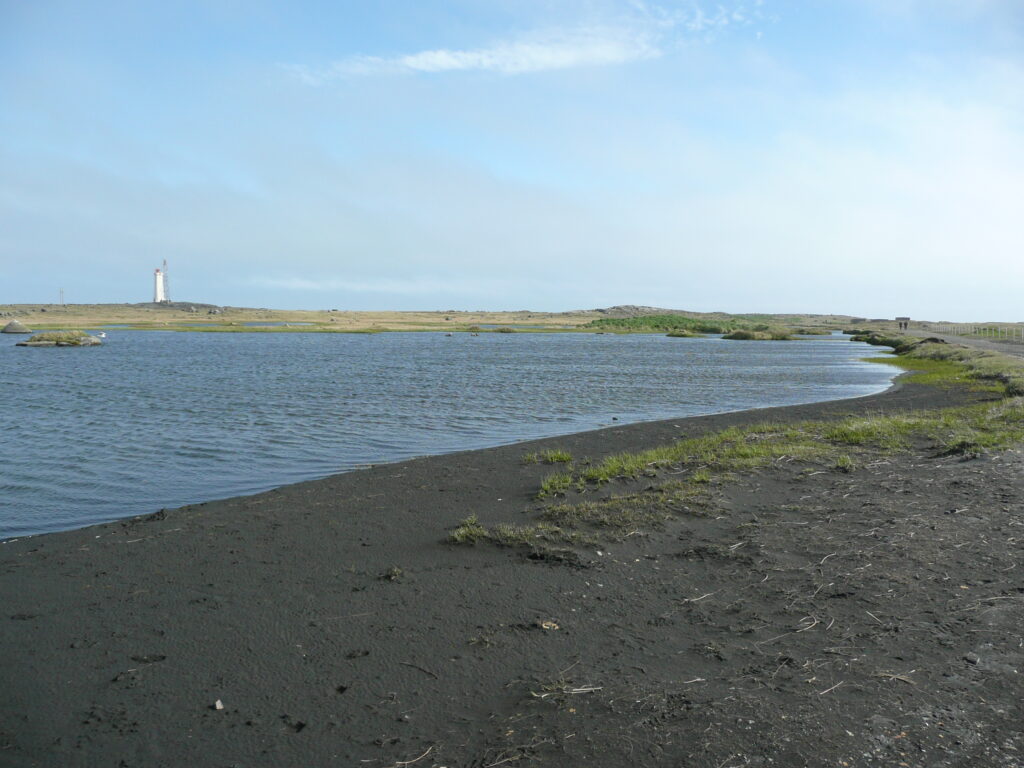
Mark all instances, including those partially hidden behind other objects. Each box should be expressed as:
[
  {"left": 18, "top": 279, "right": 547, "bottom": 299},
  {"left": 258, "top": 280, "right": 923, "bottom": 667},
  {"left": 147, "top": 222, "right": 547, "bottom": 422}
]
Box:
[
  {"left": 3, "top": 302, "right": 953, "bottom": 335},
  {"left": 0, "top": 304, "right": 603, "bottom": 332}
]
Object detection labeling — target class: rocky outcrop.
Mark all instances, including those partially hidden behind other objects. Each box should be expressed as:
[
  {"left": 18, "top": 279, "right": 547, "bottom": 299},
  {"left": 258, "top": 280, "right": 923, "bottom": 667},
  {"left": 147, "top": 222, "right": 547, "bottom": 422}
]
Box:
[{"left": 2, "top": 320, "right": 31, "bottom": 334}]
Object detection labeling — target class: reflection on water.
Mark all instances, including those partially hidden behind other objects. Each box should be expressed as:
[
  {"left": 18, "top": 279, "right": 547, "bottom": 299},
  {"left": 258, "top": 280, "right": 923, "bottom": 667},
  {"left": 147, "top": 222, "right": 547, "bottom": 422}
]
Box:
[{"left": 0, "top": 332, "right": 895, "bottom": 538}]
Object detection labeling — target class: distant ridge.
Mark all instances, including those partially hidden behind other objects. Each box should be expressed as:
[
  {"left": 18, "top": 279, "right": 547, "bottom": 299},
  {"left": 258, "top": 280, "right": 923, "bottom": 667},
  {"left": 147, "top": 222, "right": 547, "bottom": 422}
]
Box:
[
  {"left": 591, "top": 305, "right": 693, "bottom": 317},
  {"left": 587, "top": 305, "right": 858, "bottom": 321}
]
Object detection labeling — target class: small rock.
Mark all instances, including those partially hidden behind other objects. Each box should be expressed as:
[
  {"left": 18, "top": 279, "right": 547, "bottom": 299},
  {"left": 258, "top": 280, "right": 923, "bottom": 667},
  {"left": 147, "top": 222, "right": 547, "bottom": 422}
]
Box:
[
  {"left": 1, "top": 320, "right": 31, "bottom": 334},
  {"left": 964, "top": 653, "right": 980, "bottom": 665},
  {"left": 214, "top": 699, "right": 225, "bottom": 710}
]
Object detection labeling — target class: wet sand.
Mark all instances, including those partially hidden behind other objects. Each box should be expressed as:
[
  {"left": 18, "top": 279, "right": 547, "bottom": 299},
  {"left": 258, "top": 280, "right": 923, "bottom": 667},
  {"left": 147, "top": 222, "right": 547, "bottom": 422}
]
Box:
[{"left": 2, "top": 380, "right": 1022, "bottom": 767}]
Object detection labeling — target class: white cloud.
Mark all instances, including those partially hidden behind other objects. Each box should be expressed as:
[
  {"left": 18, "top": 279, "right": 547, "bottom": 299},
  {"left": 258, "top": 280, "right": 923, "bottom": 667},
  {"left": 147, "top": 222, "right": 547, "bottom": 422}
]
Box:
[
  {"left": 625, "top": 0, "right": 762, "bottom": 33},
  {"left": 288, "top": 2, "right": 765, "bottom": 82},
  {"left": 290, "top": 27, "right": 657, "bottom": 82}
]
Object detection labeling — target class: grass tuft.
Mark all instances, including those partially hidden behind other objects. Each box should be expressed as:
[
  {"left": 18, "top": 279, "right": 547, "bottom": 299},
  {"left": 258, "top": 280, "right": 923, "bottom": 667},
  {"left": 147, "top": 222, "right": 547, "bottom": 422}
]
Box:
[
  {"left": 448, "top": 515, "right": 595, "bottom": 551},
  {"left": 834, "top": 454, "right": 856, "bottom": 473},
  {"left": 448, "top": 515, "right": 488, "bottom": 544},
  {"left": 523, "top": 449, "right": 573, "bottom": 465},
  {"left": 537, "top": 471, "right": 575, "bottom": 498}
]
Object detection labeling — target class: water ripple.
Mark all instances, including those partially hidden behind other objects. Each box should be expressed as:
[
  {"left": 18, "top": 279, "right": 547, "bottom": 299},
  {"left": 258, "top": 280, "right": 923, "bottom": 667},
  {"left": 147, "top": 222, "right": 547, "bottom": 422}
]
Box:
[{"left": 0, "top": 332, "right": 896, "bottom": 538}]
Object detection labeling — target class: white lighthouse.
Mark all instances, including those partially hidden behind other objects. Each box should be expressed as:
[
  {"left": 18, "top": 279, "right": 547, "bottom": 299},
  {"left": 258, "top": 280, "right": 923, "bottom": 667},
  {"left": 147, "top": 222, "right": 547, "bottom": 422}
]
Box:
[{"left": 153, "top": 260, "right": 170, "bottom": 303}]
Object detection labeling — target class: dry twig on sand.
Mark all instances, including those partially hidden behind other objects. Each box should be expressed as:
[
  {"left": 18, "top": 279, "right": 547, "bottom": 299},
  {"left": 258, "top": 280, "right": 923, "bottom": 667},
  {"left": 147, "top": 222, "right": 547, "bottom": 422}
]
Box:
[
  {"left": 388, "top": 745, "right": 433, "bottom": 767},
  {"left": 399, "top": 661, "right": 439, "bottom": 679}
]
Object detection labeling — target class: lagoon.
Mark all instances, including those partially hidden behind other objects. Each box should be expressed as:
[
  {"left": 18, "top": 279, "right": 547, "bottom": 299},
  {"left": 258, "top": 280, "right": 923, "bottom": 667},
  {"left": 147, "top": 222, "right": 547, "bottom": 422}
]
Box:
[{"left": 0, "top": 331, "right": 895, "bottom": 538}]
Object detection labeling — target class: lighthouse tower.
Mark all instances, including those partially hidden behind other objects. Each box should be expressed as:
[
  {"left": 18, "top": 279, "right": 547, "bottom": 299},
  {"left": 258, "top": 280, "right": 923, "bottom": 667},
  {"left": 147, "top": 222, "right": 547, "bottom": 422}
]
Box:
[{"left": 153, "top": 260, "right": 170, "bottom": 303}]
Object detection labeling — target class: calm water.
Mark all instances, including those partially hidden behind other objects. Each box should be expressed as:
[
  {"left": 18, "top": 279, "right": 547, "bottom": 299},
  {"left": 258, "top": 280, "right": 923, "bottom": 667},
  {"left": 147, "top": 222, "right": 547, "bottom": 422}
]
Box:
[{"left": 0, "top": 332, "right": 895, "bottom": 539}]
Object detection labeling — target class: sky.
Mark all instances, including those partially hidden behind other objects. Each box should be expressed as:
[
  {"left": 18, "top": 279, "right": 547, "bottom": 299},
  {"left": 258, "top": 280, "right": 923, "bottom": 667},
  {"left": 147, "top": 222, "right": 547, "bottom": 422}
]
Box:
[{"left": 1, "top": 1, "right": 1022, "bottom": 320}]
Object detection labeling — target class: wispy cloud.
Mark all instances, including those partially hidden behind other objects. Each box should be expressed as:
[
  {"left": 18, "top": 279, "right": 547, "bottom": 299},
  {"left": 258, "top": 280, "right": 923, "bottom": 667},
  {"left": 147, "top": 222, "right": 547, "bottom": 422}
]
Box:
[
  {"left": 288, "top": 2, "right": 766, "bottom": 83},
  {"left": 289, "top": 27, "right": 657, "bottom": 83},
  {"left": 627, "top": 0, "right": 764, "bottom": 33}
]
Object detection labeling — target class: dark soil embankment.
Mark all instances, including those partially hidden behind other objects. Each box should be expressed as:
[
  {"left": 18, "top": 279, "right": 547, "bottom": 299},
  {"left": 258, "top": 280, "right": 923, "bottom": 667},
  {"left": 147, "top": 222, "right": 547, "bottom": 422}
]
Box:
[{"left": 1, "top": 381, "right": 1022, "bottom": 767}]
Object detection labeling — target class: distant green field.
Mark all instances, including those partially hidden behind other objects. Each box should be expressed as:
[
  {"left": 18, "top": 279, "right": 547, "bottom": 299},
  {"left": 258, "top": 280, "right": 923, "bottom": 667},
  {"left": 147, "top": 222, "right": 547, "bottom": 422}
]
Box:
[
  {"left": 586, "top": 315, "right": 731, "bottom": 333},
  {"left": 586, "top": 314, "right": 798, "bottom": 337}
]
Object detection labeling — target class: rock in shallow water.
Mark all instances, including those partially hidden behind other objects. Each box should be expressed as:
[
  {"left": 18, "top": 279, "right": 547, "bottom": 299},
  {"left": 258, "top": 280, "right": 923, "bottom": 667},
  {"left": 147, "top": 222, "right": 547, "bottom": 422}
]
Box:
[{"left": 2, "top": 320, "right": 31, "bottom": 334}]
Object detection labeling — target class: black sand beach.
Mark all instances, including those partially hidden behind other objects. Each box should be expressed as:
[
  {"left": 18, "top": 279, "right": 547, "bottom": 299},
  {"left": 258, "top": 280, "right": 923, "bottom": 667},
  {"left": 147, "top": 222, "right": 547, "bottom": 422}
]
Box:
[{"left": 2, "top": 380, "right": 1022, "bottom": 767}]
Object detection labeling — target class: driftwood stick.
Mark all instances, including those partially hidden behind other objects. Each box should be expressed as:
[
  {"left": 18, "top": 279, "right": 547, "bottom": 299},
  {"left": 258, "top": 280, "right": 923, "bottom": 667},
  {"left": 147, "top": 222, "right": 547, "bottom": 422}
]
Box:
[
  {"left": 391, "top": 745, "right": 433, "bottom": 767},
  {"left": 400, "top": 661, "right": 439, "bottom": 679}
]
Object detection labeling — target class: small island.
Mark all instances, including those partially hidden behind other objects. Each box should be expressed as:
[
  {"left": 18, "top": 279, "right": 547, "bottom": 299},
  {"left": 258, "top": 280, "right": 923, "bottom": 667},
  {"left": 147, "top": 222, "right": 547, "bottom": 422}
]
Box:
[
  {"left": 16, "top": 330, "right": 102, "bottom": 347},
  {"left": 722, "top": 329, "right": 793, "bottom": 340}
]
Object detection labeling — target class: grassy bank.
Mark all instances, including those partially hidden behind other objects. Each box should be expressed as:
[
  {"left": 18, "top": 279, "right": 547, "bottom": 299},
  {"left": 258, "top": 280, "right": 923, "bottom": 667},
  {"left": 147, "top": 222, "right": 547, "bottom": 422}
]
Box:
[
  {"left": 853, "top": 331, "right": 1024, "bottom": 395},
  {"left": 586, "top": 314, "right": 797, "bottom": 339},
  {"left": 586, "top": 314, "right": 791, "bottom": 336},
  {"left": 587, "top": 315, "right": 729, "bottom": 333},
  {"left": 451, "top": 336, "right": 1024, "bottom": 555}
]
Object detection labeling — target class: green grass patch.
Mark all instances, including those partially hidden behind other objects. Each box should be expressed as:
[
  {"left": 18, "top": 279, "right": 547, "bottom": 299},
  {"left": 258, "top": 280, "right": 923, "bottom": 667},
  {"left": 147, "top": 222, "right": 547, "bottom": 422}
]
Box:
[
  {"left": 448, "top": 515, "right": 488, "bottom": 544},
  {"left": 541, "top": 482, "right": 707, "bottom": 533},
  {"left": 488, "top": 522, "right": 591, "bottom": 547},
  {"left": 854, "top": 334, "right": 1024, "bottom": 396},
  {"left": 587, "top": 315, "right": 730, "bottom": 334},
  {"left": 27, "top": 330, "right": 91, "bottom": 344},
  {"left": 722, "top": 329, "right": 793, "bottom": 341},
  {"left": 521, "top": 397, "right": 1024, "bottom": 544},
  {"left": 447, "top": 515, "right": 595, "bottom": 550},
  {"left": 834, "top": 454, "right": 856, "bottom": 472},
  {"left": 822, "top": 414, "right": 921, "bottom": 450},
  {"left": 523, "top": 449, "right": 573, "bottom": 465},
  {"left": 863, "top": 355, "right": 997, "bottom": 391},
  {"left": 537, "top": 471, "right": 578, "bottom": 498},
  {"left": 576, "top": 423, "right": 822, "bottom": 486},
  {"left": 541, "top": 397, "right": 1024, "bottom": 496},
  {"left": 587, "top": 315, "right": 807, "bottom": 337}
]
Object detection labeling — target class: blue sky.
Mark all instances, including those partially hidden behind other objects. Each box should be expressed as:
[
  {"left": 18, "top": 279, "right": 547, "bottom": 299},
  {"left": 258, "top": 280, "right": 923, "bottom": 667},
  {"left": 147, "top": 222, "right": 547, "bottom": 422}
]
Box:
[{"left": 2, "top": 1, "right": 1022, "bottom": 319}]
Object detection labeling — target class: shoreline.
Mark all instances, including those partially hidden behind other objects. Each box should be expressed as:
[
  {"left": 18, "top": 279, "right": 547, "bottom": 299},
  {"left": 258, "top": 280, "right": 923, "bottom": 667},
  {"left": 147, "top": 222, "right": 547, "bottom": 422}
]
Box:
[
  {"left": 2, "top": 375, "right": 1021, "bottom": 766},
  {"left": 0, "top": 331, "right": 901, "bottom": 540},
  {"left": 2, "top": 368, "right": 897, "bottom": 548}
]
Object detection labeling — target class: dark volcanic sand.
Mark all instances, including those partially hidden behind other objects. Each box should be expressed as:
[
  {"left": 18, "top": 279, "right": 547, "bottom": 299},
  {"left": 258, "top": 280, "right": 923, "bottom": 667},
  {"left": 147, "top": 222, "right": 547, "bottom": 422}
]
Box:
[{"left": 2, "top": 382, "right": 1023, "bottom": 767}]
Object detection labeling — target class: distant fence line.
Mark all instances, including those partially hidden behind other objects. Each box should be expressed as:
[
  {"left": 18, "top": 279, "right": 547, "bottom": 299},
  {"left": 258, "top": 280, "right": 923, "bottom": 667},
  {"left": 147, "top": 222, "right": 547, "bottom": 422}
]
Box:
[{"left": 933, "top": 324, "right": 1024, "bottom": 342}]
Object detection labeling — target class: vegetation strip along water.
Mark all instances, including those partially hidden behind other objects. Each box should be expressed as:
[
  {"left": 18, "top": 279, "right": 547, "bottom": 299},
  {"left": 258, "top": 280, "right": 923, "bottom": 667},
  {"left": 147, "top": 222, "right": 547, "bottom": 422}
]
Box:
[{"left": 450, "top": 333, "right": 1024, "bottom": 557}]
